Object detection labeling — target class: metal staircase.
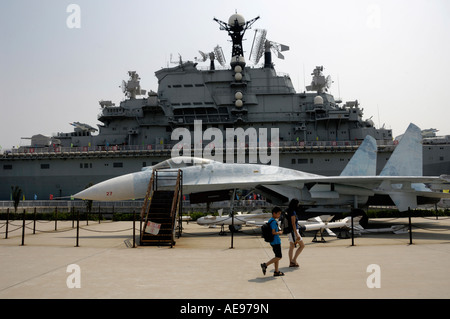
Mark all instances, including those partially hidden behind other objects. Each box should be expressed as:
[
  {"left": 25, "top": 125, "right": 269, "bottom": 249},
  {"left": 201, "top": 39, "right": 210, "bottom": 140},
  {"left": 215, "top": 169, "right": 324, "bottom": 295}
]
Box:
[{"left": 140, "top": 169, "right": 183, "bottom": 247}]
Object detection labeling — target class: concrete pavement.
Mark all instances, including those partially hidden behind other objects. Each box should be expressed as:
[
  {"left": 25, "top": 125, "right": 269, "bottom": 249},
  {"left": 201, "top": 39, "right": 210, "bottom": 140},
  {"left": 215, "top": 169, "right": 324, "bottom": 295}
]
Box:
[{"left": 1, "top": 217, "right": 450, "bottom": 299}]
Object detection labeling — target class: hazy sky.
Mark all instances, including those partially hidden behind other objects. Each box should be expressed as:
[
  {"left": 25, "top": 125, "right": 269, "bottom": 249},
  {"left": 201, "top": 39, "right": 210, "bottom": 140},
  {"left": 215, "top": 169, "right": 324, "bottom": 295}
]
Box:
[{"left": 1, "top": 0, "right": 449, "bottom": 149}]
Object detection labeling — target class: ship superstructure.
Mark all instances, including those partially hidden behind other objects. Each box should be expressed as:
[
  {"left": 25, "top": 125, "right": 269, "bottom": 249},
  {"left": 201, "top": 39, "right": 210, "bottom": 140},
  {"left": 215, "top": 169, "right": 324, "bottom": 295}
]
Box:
[{"left": 0, "top": 13, "right": 448, "bottom": 200}]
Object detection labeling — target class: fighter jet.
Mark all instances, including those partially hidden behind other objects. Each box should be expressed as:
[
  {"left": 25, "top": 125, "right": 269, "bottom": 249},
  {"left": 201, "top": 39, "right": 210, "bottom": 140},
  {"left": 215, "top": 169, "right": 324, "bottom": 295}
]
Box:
[{"left": 73, "top": 123, "right": 450, "bottom": 214}]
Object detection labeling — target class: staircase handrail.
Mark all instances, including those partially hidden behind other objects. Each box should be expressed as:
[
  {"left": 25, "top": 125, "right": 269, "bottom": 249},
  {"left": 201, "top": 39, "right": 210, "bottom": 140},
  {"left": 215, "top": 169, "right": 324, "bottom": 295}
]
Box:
[
  {"left": 140, "top": 170, "right": 156, "bottom": 233},
  {"left": 170, "top": 169, "right": 182, "bottom": 218},
  {"left": 170, "top": 169, "right": 183, "bottom": 241}
]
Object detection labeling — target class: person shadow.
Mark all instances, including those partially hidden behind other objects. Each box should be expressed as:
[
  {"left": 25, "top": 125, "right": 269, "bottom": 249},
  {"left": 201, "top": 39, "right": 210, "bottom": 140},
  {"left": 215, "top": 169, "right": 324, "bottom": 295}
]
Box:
[{"left": 248, "top": 266, "right": 297, "bottom": 283}]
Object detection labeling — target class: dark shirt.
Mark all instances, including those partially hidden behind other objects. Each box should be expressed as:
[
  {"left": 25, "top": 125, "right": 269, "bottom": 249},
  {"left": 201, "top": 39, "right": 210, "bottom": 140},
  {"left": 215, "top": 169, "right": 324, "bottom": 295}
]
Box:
[{"left": 287, "top": 210, "right": 299, "bottom": 231}]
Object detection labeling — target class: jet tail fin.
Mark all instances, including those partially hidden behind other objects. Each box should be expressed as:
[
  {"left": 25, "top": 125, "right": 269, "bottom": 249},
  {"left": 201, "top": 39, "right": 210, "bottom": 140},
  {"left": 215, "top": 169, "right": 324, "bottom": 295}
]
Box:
[
  {"left": 340, "top": 135, "right": 377, "bottom": 176},
  {"left": 380, "top": 123, "right": 422, "bottom": 177},
  {"left": 380, "top": 123, "right": 422, "bottom": 211}
]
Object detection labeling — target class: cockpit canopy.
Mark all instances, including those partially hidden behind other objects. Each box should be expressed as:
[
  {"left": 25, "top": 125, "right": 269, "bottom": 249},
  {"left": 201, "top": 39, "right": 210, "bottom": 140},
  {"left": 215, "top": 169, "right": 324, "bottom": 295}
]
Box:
[{"left": 142, "top": 157, "right": 218, "bottom": 171}]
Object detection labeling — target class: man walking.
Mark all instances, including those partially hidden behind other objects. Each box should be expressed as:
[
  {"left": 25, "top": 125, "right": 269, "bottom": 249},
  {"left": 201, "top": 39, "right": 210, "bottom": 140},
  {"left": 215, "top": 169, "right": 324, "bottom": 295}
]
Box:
[{"left": 260, "top": 207, "right": 285, "bottom": 276}]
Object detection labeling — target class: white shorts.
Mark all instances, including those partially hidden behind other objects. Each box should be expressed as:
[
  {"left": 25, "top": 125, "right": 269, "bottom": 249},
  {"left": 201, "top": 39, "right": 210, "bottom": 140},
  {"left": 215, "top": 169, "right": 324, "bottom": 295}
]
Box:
[{"left": 288, "top": 229, "right": 303, "bottom": 243}]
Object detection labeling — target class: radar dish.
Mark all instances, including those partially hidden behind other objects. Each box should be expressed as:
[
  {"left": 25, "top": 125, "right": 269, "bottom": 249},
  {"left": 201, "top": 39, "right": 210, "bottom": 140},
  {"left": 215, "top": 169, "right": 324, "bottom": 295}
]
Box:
[
  {"left": 198, "top": 51, "right": 208, "bottom": 62},
  {"left": 197, "top": 46, "right": 226, "bottom": 68},
  {"left": 325, "top": 75, "right": 333, "bottom": 91},
  {"left": 120, "top": 71, "right": 145, "bottom": 99},
  {"left": 306, "top": 66, "right": 333, "bottom": 93},
  {"left": 120, "top": 80, "right": 127, "bottom": 94},
  {"left": 249, "top": 29, "right": 267, "bottom": 65},
  {"left": 269, "top": 41, "right": 290, "bottom": 60},
  {"left": 249, "top": 29, "right": 289, "bottom": 66},
  {"left": 214, "top": 45, "right": 226, "bottom": 67}
]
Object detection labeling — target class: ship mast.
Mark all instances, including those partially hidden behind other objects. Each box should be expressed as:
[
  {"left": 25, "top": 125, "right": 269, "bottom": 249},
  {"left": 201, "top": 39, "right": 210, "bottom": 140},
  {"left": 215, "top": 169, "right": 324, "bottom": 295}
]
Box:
[{"left": 213, "top": 13, "right": 259, "bottom": 67}]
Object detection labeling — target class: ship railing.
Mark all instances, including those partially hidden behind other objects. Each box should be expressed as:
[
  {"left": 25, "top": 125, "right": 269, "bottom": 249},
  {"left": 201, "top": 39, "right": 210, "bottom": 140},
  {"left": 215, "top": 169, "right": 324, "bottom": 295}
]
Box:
[
  {"left": 193, "top": 64, "right": 292, "bottom": 78},
  {"left": 195, "top": 65, "right": 229, "bottom": 71},
  {"left": 7, "top": 144, "right": 173, "bottom": 155},
  {"left": 0, "top": 199, "right": 269, "bottom": 211},
  {"left": 6, "top": 139, "right": 396, "bottom": 155}
]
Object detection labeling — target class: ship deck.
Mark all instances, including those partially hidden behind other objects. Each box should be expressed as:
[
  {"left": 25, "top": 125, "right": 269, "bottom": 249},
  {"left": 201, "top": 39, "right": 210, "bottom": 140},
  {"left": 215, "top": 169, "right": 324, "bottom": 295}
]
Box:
[{"left": 1, "top": 217, "right": 449, "bottom": 300}]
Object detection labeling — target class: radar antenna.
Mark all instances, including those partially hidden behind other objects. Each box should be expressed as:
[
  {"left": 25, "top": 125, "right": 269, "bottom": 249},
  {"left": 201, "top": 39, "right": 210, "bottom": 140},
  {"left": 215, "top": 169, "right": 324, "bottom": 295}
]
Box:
[
  {"left": 120, "top": 71, "right": 146, "bottom": 99},
  {"left": 249, "top": 29, "right": 267, "bottom": 64},
  {"left": 249, "top": 29, "right": 289, "bottom": 67},
  {"left": 305, "top": 66, "right": 333, "bottom": 94},
  {"left": 120, "top": 80, "right": 127, "bottom": 94},
  {"left": 269, "top": 40, "right": 289, "bottom": 60},
  {"left": 170, "top": 53, "right": 183, "bottom": 66},
  {"left": 213, "top": 13, "right": 260, "bottom": 66},
  {"left": 197, "top": 45, "right": 226, "bottom": 70},
  {"left": 198, "top": 51, "right": 208, "bottom": 62},
  {"left": 325, "top": 75, "right": 333, "bottom": 91},
  {"left": 214, "top": 45, "right": 226, "bottom": 67}
]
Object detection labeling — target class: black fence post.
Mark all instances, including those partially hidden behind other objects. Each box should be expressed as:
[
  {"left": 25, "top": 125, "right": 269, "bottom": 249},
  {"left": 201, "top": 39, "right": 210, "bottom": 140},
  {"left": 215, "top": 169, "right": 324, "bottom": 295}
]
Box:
[
  {"left": 5, "top": 208, "right": 9, "bottom": 239},
  {"left": 76, "top": 210, "right": 80, "bottom": 247},
  {"left": 55, "top": 207, "right": 58, "bottom": 231},
  {"left": 33, "top": 207, "right": 37, "bottom": 234},
  {"left": 133, "top": 210, "right": 136, "bottom": 248},
  {"left": 21, "top": 209, "right": 26, "bottom": 246},
  {"left": 139, "top": 214, "right": 142, "bottom": 246}
]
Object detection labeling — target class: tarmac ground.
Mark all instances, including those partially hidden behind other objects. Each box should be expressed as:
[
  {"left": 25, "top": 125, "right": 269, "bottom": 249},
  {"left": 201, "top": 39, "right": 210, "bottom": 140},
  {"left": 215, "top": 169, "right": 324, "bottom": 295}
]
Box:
[{"left": 1, "top": 216, "right": 450, "bottom": 300}]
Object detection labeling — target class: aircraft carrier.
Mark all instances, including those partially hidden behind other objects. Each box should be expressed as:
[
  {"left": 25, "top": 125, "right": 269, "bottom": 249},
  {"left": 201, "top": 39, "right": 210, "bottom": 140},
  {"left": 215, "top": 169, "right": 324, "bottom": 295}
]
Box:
[{"left": 1, "top": 13, "right": 449, "bottom": 200}]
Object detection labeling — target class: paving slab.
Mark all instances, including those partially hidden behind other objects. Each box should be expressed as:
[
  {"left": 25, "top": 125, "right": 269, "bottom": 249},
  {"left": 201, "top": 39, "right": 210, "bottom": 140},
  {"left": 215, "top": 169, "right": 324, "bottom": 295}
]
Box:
[{"left": 1, "top": 217, "right": 449, "bottom": 299}]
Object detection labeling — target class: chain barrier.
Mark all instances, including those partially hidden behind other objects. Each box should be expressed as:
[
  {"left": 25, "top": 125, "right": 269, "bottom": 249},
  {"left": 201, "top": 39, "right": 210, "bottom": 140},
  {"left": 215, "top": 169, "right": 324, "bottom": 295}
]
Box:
[
  {"left": 78, "top": 226, "right": 135, "bottom": 233},
  {"left": 0, "top": 208, "right": 140, "bottom": 247},
  {"left": 1, "top": 207, "right": 449, "bottom": 246}
]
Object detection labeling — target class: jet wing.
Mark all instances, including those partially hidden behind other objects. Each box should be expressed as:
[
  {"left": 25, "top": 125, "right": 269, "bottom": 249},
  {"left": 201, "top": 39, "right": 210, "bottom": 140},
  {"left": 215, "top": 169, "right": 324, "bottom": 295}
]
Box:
[{"left": 182, "top": 172, "right": 448, "bottom": 193}]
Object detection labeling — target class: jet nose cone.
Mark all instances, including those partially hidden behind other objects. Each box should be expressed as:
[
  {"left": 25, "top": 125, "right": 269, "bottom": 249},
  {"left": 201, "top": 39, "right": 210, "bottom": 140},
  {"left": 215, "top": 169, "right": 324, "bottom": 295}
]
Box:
[{"left": 73, "top": 173, "right": 136, "bottom": 201}]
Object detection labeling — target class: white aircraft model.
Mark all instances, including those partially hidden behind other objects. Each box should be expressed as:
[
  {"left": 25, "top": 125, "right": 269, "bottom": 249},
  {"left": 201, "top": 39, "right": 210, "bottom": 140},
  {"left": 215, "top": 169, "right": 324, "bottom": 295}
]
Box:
[
  {"left": 197, "top": 209, "right": 359, "bottom": 240},
  {"left": 73, "top": 123, "right": 450, "bottom": 217}
]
